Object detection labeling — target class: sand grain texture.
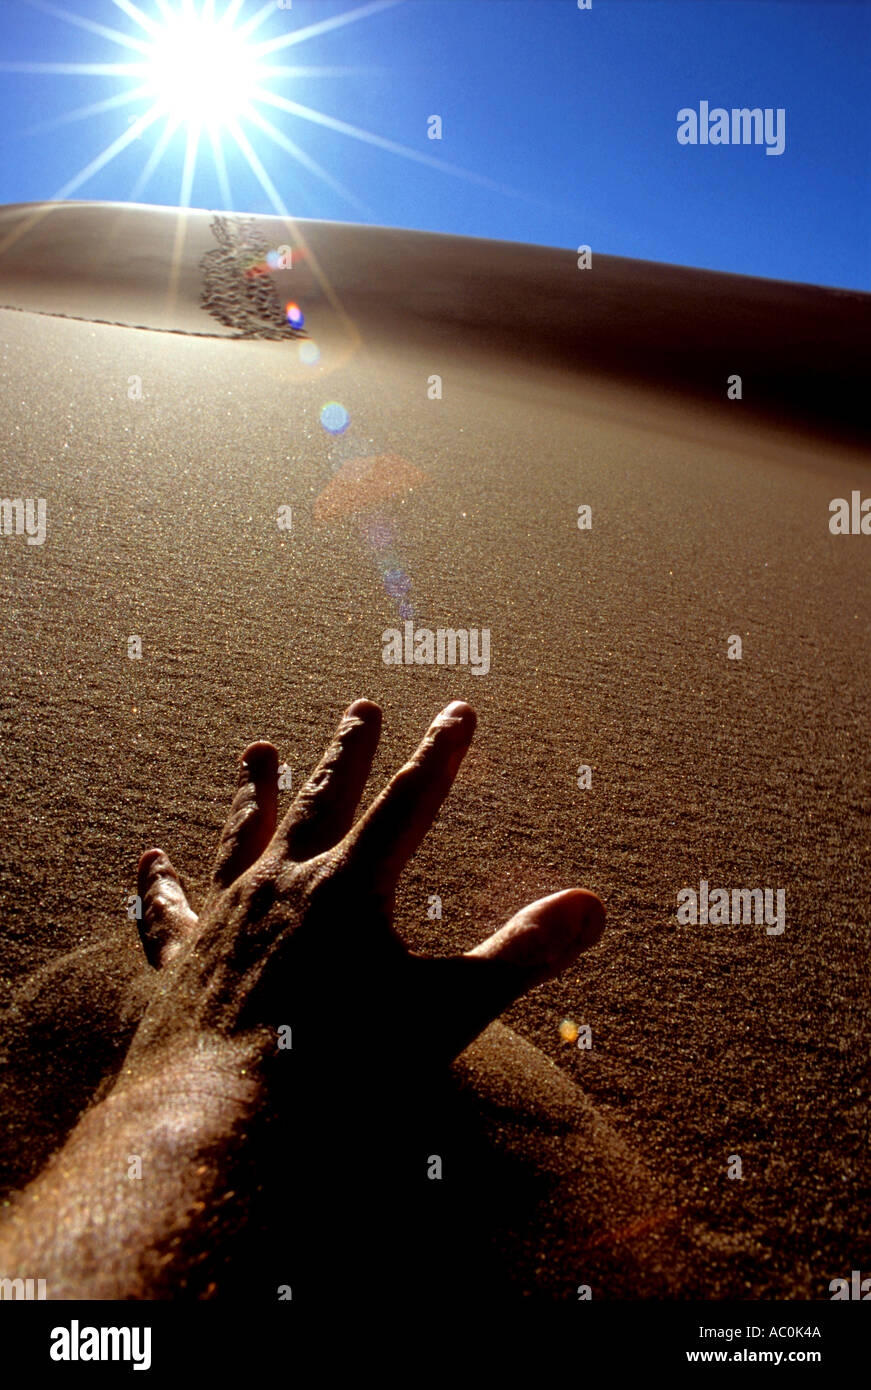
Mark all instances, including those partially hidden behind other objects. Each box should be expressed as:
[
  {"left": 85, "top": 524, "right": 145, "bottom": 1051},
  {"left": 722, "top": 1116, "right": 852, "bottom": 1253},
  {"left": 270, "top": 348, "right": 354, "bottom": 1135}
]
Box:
[{"left": 0, "top": 201, "right": 868, "bottom": 1299}]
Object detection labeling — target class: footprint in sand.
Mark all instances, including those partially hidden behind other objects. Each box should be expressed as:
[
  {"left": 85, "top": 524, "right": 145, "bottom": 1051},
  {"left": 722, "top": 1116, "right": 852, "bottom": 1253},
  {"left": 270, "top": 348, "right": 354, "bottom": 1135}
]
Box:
[{"left": 199, "top": 214, "right": 305, "bottom": 341}]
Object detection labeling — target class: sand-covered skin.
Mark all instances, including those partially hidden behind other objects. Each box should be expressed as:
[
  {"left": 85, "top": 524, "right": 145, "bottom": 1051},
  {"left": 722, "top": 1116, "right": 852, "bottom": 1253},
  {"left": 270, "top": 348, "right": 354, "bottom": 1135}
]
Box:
[{"left": 0, "top": 202, "right": 868, "bottom": 1299}]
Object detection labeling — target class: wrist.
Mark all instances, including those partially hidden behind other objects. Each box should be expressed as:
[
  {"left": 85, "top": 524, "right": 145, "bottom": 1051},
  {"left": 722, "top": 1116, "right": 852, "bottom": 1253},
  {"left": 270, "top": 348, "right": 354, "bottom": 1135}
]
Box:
[{"left": 113, "top": 1028, "right": 272, "bottom": 1123}]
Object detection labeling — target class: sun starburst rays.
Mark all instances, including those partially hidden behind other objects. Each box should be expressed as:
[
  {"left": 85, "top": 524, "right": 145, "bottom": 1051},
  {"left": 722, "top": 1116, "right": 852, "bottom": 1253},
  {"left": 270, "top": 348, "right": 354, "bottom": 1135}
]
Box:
[
  {"left": 24, "top": 0, "right": 153, "bottom": 54},
  {"left": 52, "top": 104, "right": 166, "bottom": 201},
  {"left": 22, "top": 84, "right": 154, "bottom": 140},
  {"left": 247, "top": 0, "right": 401, "bottom": 56},
  {"left": 7, "top": 0, "right": 517, "bottom": 220},
  {"left": 241, "top": 101, "right": 373, "bottom": 218}
]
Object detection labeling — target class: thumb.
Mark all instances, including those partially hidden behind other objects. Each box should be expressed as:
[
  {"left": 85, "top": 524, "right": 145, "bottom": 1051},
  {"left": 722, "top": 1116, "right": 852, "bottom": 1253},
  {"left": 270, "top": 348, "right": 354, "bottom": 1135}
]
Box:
[
  {"left": 466, "top": 888, "right": 605, "bottom": 984},
  {"left": 413, "top": 889, "right": 605, "bottom": 1065}
]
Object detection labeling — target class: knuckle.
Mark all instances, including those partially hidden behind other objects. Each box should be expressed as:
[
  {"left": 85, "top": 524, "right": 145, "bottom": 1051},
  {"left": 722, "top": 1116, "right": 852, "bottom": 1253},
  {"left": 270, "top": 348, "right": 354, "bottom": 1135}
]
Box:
[
  {"left": 390, "top": 760, "right": 423, "bottom": 794},
  {"left": 296, "top": 768, "right": 332, "bottom": 804},
  {"left": 225, "top": 800, "right": 259, "bottom": 839}
]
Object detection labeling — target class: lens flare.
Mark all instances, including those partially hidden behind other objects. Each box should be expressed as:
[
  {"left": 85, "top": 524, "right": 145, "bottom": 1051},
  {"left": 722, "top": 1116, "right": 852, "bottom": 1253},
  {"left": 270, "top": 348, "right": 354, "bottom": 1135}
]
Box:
[
  {"left": 299, "top": 340, "right": 321, "bottom": 366},
  {"left": 384, "top": 569, "right": 412, "bottom": 598},
  {"left": 320, "top": 401, "right": 350, "bottom": 435},
  {"left": 313, "top": 453, "right": 428, "bottom": 621},
  {"left": 285, "top": 301, "right": 304, "bottom": 328},
  {"left": 364, "top": 519, "right": 393, "bottom": 549}
]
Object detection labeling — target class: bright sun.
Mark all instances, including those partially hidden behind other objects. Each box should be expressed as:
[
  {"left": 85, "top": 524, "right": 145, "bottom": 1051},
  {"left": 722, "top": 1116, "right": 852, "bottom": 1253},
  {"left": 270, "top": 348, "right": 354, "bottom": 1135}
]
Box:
[
  {"left": 0, "top": 0, "right": 500, "bottom": 218},
  {"left": 144, "top": 14, "right": 261, "bottom": 127}
]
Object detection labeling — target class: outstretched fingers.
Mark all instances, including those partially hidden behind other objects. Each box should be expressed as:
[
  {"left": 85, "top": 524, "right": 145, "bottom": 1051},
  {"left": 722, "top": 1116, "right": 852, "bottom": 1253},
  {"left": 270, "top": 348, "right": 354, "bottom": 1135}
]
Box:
[
  {"left": 208, "top": 741, "right": 280, "bottom": 900},
  {"left": 137, "top": 849, "right": 199, "bottom": 969},
  {"left": 271, "top": 700, "right": 383, "bottom": 863},
  {"left": 343, "top": 701, "right": 476, "bottom": 894}
]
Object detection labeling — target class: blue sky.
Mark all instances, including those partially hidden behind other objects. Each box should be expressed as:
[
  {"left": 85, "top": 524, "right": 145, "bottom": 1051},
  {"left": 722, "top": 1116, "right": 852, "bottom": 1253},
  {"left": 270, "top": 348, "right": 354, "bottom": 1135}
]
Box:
[{"left": 0, "top": 0, "right": 868, "bottom": 288}]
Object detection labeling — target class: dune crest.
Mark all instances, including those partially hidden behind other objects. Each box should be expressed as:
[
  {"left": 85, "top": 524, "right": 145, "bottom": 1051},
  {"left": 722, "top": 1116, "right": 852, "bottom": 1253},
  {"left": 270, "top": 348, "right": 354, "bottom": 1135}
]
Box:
[{"left": 0, "top": 201, "right": 867, "bottom": 441}]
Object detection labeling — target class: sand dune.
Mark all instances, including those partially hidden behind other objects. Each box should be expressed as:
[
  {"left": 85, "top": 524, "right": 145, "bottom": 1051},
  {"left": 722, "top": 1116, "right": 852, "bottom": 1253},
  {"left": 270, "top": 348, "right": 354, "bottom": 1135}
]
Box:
[
  {"left": 1, "top": 200, "right": 867, "bottom": 436},
  {"left": 0, "top": 200, "right": 868, "bottom": 1299}
]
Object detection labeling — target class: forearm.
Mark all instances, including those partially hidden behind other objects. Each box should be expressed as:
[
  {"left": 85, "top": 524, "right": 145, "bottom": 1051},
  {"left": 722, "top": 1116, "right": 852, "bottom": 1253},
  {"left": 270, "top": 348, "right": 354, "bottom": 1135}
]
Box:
[{"left": 0, "top": 1037, "right": 269, "bottom": 1299}]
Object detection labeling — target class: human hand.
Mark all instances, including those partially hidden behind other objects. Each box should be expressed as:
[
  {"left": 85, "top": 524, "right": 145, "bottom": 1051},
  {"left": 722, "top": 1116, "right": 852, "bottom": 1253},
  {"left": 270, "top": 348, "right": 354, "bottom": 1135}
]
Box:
[
  {"left": 0, "top": 700, "right": 605, "bottom": 1300},
  {"left": 129, "top": 700, "right": 606, "bottom": 1093}
]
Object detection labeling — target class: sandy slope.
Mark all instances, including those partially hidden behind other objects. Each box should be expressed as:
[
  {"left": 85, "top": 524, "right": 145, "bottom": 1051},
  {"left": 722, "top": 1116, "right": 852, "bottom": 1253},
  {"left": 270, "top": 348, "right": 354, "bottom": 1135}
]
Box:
[{"left": 0, "top": 201, "right": 868, "bottom": 1299}]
